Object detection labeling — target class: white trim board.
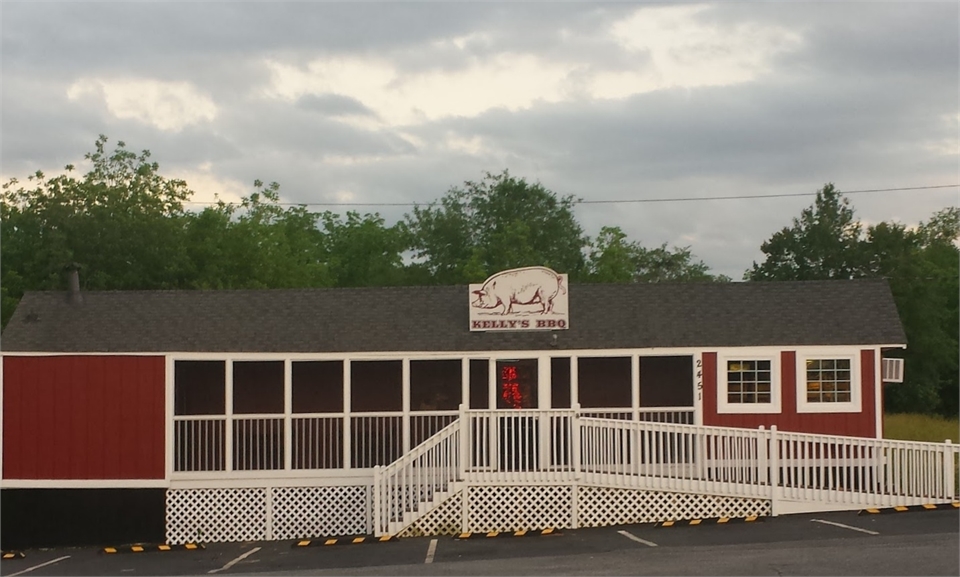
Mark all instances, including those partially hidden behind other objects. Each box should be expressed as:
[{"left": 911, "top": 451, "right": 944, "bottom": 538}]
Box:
[
  {"left": 1, "top": 479, "right": 170, "bottom": 489},
  {"left": 1, "top": 344, "right": 906, "bottom": 359}
]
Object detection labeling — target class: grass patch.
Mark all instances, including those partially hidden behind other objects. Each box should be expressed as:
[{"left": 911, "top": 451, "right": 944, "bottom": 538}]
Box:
[{"left": 884, "top": 413, "right": 959, "bottom": 443}]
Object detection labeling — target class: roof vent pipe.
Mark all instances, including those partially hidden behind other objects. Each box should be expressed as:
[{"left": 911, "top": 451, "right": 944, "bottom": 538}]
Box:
[{"left": 65, "top": 263, "right": 83, "bottom": 305}]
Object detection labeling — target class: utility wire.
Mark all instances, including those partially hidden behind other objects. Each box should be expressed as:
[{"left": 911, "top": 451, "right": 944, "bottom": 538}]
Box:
[{"left": 182, "top": 184, "right": 958, "bottom": 207}]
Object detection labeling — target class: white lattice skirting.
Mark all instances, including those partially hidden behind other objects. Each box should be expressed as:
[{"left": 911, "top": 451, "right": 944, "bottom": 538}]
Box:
[
  {"left": 167, "top": 485, "right": 770, "bottom": 543},
  {"left": 398, "top": 485, "right": 770, "bottom": 537},
  {"left": 165, "top": 486, "right": 371, "bottom": 545},
  {"left": 576, "top": 487, "right": 771, "bottom": 527}
]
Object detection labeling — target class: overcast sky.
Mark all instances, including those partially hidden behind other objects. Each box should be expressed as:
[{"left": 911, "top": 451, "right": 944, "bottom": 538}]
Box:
[{"left": 2, "top": 1, "right": 957, "bottom": 279}]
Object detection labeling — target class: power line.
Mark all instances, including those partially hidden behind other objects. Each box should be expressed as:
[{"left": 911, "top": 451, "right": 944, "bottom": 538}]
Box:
[{"left": 182, "top": 183, "right": 959, "bottom": 208}]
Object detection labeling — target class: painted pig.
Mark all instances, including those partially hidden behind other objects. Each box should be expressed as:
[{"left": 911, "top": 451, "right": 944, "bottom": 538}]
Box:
[{"left": 471, "top": 266, "right": 566, "bottom": 315}]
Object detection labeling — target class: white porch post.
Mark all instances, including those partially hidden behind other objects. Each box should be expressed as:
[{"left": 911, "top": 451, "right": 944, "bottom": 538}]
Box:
[
  {"left": 402, "top": 358, "right": 411, "bottom": 456},
  {"left": 459, "top": 403, "right": 469, "bottom": 480},
  {"left": 769, "top": 425, "right": 779, "bottom": 516},
  {"left": 284, "top": 360, "right": 292, "bottom": 471},
  {"left": 758, "top": 426, "right": 768, "bottom": 487},
  {"left": 571, "top": 402, "right": 582, "bottom": 529},
  {"left": 265, "top": 486, "right": 274, "bottom": 540},
  {"left": 343, "top": 360, "right": 352, "bottom": 470},
  {"left": 944, "top": 440, "right": 955, "bottom": 500},
  {"left": 225, "top": 360, "right": 233, "bottom": 472},
  {"left": 373, "top": 465, "right": 383, "bottom": 536}
]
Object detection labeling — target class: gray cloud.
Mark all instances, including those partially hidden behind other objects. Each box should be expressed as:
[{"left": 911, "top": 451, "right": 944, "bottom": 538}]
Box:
[
  {"left": 296, "top": 94, "right": 378, "bottom": 118},
  {"left": 2, "top": 2, "right": 956, "bottom": 280}
]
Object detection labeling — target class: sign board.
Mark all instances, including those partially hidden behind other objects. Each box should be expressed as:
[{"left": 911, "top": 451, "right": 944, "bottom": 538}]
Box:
[{"left": 468, "top": 266, "right": 569, "bottom": 331}]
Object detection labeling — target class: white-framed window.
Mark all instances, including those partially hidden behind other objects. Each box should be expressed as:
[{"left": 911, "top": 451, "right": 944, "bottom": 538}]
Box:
[
  {"left": 717, "top": 354, "right": 781, "bottom": 414},
  {"left": 796, "top": 352, "right": 860, "bottom": 413}
]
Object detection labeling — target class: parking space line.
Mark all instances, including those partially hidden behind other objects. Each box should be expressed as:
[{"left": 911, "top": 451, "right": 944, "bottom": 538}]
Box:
[
  {"left": 617, "top": 530, "right": 658, "bottom": 547},
  {"left": 811, "top": 519, "right": 879, "bottom": 535},
  {"left": 208, "top": 546, "right": 261, "bottom": 574},
  {"left": 424, "top": 538, "right": 438, "bottom": 563},
  {"left": 8, "top": 555, "right": 70, "bottom": 577}
]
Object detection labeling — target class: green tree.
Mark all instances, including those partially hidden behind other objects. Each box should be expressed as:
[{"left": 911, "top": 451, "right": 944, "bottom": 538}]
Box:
[
  {"left": 1, "top": 135, "right": 192, "bottom": 326},
  {"left": 862, "top": 210, "right": 959, "bottom": 416},
  {"left": 180, "top": 182, "right": 334, "bottom": 290},
  {"left": 748, "top": 184, "right": 863, "bottom": 281},
  {"left": 320, "top": 211, "right": 409, "bottom": 287},
  {"left": 747, "top": 184, "right": 959, "bottom": 416},
  {"left": 405, "top": 170, "right": 587, "bottom": 283},
  {"left": 586, "top": 226, "right": 728, "bottom": 283}
]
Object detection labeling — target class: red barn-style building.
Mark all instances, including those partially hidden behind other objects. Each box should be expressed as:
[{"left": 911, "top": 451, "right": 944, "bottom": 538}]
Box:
[{"left": 3, "top": 272, "right": 941, "bottom": 550}]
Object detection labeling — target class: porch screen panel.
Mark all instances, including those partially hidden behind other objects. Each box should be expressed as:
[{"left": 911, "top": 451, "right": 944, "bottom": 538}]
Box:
[
  {"left": 410, "top": 360, "right": 461, "bottom": 411},
  {"left": 175, "top": 361, "right": 225, "bottom": 415},
  {"left": 551, "top": 357, "right": 571, "bottom": 409},
  {"left": 232, "top": 361, "right": 284, "bottom": 471},
  {"left": 292, "top": 361, "right": 344, "bottom": 469},
  {"left": 410, "top": 360, "right": 461, "bottom": 448},
  {"left": 469, "top": 359, "right": 489, "bottom": 409},
  {"left": 173, "top": 361, "right": 225, "bottom": 472},
  {"left": 292, "top": 361, "right": 343, "bottom": 413},
  {"left": 638, "top": 356, "right": 694, "bottom": 408},
  {"left": 350, "top": 361, "right": 402, "bottom": 467},
  {"left": 577, "top": 357, "right": 631, "bottom": 409}
]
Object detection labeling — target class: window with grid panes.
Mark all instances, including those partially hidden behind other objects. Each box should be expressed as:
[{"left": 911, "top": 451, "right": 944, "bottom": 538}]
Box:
[
  {"left": 726, "top": 360, "right": 772, "bottom": 404},
  {"left": 805, "top": 358, "right": 852, "bottom": 402}
]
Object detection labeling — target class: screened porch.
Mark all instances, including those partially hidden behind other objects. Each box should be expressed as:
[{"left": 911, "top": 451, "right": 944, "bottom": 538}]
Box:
[{"left": 171, "top": 355, "right": 696, "bottom": 475}]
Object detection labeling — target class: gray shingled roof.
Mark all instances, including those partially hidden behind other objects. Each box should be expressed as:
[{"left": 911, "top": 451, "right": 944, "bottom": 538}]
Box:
[{"left": 0, "top": 280, "right": 905, "bottom": 353}]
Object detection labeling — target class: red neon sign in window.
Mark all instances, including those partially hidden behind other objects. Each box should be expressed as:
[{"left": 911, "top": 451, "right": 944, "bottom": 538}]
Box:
[{"left": 501, "top": 365, "right": 523, "bottom": 409}]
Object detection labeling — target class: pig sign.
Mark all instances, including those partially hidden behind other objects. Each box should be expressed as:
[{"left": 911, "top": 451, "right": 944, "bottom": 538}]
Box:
[{"left": 468, "top": 266, "right": 569, "bottom": 331}]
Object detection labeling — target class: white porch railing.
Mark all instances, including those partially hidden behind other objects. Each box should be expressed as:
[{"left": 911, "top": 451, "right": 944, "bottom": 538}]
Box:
[
  {"left": 371, "top": 406, "right": 958, "bottom": 535},
  {"left": 463, "top": 408, "right": 578, "bottom": 484},
  {"left": 373, "top": 420, "right": 461, "bottom": 536}
]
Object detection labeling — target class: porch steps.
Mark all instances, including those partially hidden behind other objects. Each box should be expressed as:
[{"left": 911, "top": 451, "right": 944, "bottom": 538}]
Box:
[{"left": 392, "top": 482, "right": 463, "bottom": 535}]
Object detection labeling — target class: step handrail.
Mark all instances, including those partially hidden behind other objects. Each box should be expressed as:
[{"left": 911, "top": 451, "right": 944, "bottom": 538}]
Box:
[{"left": 373, "top": 412, "right": 462, "bottom": 536}]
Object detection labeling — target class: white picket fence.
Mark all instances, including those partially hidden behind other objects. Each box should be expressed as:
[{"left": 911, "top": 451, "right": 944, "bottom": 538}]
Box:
[{"left": 372, "top": 406, "right": 959, "bottom": 536}]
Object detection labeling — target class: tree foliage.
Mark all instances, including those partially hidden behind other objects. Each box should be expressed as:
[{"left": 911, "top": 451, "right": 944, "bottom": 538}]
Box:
[
  {"left": 748, "top": 184, "right": 862, "bottom": 280},
  {"left": 2, "top": 138, "right": 727, "bottom": 330},
  {"left": 1, "top": 136, "right": 192, "bottom": 324},
  {"left": 747, "top": 185, "right": 959, "bottom": 416},
  {"left": 587, "top": 226, "right": 729, "bottom": 283},
  {"left": 405, "top": 171, "right": 588, "bottom": 284}
]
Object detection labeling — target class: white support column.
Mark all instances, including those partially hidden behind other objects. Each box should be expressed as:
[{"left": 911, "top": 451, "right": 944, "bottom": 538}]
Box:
[
  {"left": 631, "top": 355, "right": 640, "bottom": 422},
  {"left": 402, "top": 358, "right": 411, "bottom": 456},
  {"left": 570, "top": 483, "right": 579, "bottom": 529},
  {"left": 693, "top": 353, "right": 704, "bottom": 426},
  {"left": 540, "top": 354, "right": 551, "bottom": 409},
  {"left": 570, "top": 357, "right": 579, "bottom": 408},
  {"left": 225, "top": 360, "right": 234, "bottom": 472},
  {"left": 488, "top": 358, "right": 498, "bottom": 468},
  {"left": 488, "top": 358, "right": 496, "bottom": 409},
  {"left": 461, "top": 484, "right": 470, "bottom": 533},
  {"left": 572, "top": 403, "right": 582, "bottom": 480},
  {"left": 265, "top": 486, "right": 274, "bottom": 541},
  {"left": 165, "top": 355, "right": 174, "bottom": 479},
  {"left": 373, "top": 466, "right": 382, "bottom": 536},
  {"left": 944, "top": 440, "right": 955, "bottom": 500},
  {"left": 284, "top": 360, "right": 293, "bottom": 471},
  {"left": 769, "top": 425, "right": 779, "bottom": 516},
  {"left": 343, "top": 360, "right": 352, "bottom": 470},
  {"left": 874, "top": 347, "right": 883, "bottom": 439},
  {"left": 459, "top": 403, "right": 469, "bottom": 479},
  {"left": 461, "top": 358, "right": 469, "bottom": 410},
  {"left": 538, "top": 355, "right": 550, "bottom": 471}
]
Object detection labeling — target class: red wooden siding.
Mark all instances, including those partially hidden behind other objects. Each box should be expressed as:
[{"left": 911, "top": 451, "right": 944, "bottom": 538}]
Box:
[
  {"left": 703, "top": 350, "right": 877, "bottom": 438},
  {"left": 3, "top": 356, "right": 165, "bottom": 480}
]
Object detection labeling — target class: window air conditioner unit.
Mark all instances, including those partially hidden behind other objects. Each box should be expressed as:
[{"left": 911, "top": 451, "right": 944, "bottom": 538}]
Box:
[{"left": 882, "top": 358, "right": 904, "bottom": 383}]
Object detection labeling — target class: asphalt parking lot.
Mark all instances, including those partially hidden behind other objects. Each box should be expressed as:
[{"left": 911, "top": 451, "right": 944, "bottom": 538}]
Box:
[{"left": 1, "top": 508, "right": 957, "bottom": 576}]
